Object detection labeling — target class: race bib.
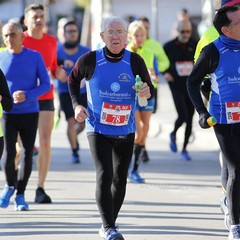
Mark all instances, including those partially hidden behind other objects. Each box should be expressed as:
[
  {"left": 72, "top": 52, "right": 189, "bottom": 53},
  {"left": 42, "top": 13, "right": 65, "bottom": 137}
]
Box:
[
  {"left": 226, "top": 101, "right": 240, "bottom": 123},
  {"left": 175, "top": 61, "right": 193, "bottom": 76},
  {"left": 100, "top": 102, "right": 131, "bottom": 126}
]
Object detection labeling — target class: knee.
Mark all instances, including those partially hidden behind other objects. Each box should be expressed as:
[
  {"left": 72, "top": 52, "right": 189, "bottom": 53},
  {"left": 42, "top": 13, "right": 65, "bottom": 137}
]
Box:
[
  {"left": 97, "top": 171, "right": 112, "bottom": 189},
  {"left": 113, "top": 173, "right": 127, "bottom": 188},
  {"left": 39, "top": 134, "right": 51, "bottom": 147}
]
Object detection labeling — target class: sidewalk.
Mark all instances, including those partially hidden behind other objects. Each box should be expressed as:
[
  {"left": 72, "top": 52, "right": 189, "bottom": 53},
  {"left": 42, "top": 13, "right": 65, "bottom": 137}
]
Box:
[{"left": 0, "top": 83, "right": 227, "bottom": 240}]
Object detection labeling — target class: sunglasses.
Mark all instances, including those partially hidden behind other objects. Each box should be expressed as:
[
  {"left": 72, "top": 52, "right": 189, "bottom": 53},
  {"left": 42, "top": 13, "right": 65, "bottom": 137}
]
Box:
[
  {"left": 180, "top": 30, "right": 191, "bottom": 34},
  {"left": 65, "top": 29, "right": 78, "bottom": 34}
]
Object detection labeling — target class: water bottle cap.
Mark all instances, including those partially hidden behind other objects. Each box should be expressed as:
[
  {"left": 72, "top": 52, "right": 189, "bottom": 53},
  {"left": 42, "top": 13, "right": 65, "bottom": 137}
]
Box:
[{"left": 135, "top": 75, "right": 141, "bottom": 82}]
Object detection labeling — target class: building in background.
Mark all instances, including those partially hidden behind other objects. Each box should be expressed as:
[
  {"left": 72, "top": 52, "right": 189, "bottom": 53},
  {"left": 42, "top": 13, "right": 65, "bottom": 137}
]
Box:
[
  {"left": 90, "top": 0, "right": 222, "bottom": 49},
  {"left": 198, "top": 0, "right": 220, "bottom": 36},
  {"left": 0, "top": 0, "right": 218, "bottom": 49}
]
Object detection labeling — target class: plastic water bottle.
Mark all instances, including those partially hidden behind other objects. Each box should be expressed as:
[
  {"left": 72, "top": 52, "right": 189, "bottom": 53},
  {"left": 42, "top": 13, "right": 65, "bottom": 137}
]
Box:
[
  {"left": 207, "top": 116, "right": 217, "bottom": 127},
  {"left": 135, "top": 75, "right": 148, "bottom": 107}
]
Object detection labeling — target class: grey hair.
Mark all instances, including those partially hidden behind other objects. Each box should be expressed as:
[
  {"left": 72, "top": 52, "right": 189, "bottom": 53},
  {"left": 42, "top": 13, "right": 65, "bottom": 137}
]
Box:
[
  {"left": 101, "top": 16, "right": 128, "bottom": 32},
  {"left": 2, "top": 22, "right": 23, "bottom": 34}
]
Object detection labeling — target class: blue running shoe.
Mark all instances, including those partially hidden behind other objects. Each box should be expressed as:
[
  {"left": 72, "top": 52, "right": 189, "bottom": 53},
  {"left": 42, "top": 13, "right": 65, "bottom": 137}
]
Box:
[
  {"left": 0, "top": 185, "right": 15, "bottom": 208},
  {"left": 229, "top": 225, "right": 240, "bottom": 240},
  {"left": 105, "top": 228, "right": 124, "bottom": 240},
  {"left": 14, "top": 194, "right": 29, "bottom": 211},
  {"left": 170, "top": 133, "right": 177, "bottom": 152},
  {"left": 72, "top": 152, "right": 80, "bottom": 164},
  {"left": 129, "top": 171, "right": 145, "bottom": 183},
  {"left": 181, "top": 150, "right": 191, "bottom": 161}
]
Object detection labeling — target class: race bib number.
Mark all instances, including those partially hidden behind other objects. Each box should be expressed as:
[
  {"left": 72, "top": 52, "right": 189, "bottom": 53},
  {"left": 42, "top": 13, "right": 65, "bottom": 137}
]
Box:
[
  {"left": 226, "top": 101, "right": 240, "bottom": 123},
  {"left": 175, "top": 61, "right": 193, "bottom": 76},
  {"left": 100, "top": 102, "right": 131, "bottom": 126}
]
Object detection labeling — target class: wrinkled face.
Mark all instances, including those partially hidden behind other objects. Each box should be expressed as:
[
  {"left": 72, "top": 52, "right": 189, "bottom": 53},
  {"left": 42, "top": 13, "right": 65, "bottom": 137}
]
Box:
[
  {"left": 130, "top": 28, "right": 146, "bottom": 49},
  {"left": 24, "top": 9, "right": 45, "bottom": 31},
  {"left": 100, "top": 21, "right": 127, "bottom": 54},
  {"left": 2, "top": 24, "right": 23, "bottom": 52}
]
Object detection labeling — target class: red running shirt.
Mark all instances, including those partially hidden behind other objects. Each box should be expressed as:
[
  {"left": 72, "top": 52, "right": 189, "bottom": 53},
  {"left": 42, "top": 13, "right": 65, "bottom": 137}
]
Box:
[{"left": 23, "top": 32, "right": 58, "bottom": 100}]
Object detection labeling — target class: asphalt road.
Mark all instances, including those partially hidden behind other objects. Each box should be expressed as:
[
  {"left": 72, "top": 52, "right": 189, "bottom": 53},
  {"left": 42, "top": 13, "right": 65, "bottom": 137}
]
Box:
[{"left": 0, "top": 82, "right": 228, "bottom": 240}]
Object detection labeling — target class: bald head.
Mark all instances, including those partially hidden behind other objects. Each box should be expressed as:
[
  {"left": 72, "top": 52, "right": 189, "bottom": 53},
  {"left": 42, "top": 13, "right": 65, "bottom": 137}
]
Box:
[
  {"left": 3, "top": 22, "right": 23, "bottom": 34},
  {"left": 177, "top": 20, "right": 192, "bottom": 43},
  {"left": 177, "top": 20, "right": 192, "bottom": 32}
]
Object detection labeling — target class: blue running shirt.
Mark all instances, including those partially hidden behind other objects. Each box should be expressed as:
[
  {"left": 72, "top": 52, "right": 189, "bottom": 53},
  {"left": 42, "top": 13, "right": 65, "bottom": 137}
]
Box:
[
  {"left": 210, "top": 39, "right": 240, "bottom": 124},
  {"left": 85, "top": 49, "right": 136, "bottom": 135}
]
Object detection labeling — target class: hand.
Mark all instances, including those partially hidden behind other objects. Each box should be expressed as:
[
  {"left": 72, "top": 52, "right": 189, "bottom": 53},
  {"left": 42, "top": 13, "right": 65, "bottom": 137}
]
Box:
[
  {"left": 12, "top": 91, "right": 26, "bottom": 103},
  {"left": 138, "top": 82, "right": 151, "bottom": 99},
  {"left": 164, "top": 72, "right": 174, "bottom": 82},
  {"left": 198, "top": 111, "right": 211, "bottom": 129},
  {"left": 75, "top": 105, "right": 89, "bottom": 123},
  {"left": 55, "top": 66, "right": 68, "bottom": 82}
]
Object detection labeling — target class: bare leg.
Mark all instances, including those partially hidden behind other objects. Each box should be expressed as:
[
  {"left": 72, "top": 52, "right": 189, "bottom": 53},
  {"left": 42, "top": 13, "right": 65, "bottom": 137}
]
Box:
[{"left": 37, "top": 111, "right": 54, "bottom": 189}]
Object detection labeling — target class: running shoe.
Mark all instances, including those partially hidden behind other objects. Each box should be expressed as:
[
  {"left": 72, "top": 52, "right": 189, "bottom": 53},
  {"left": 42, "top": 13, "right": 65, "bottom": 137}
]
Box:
[
  {"left": 105, "top": 228, "right": 125, "bottom": 240},
  {"left": 181, "top": 150, "right": 191, "bottom": 161},
  {"left": 72, "top": 152, "right": 80, "bottom": 164},
  {"left": 35, "top": 187, "right": 52, "bottom": 203},
  {"left": 170, "top": 133, "right": 177, "bottom": 152},
  {"left": 99, "top": 226, "right": 105, "bottom": 239},
  {"left": 220, "top": 195, "right": 230, "bottom": 230},
  {"left": 129, "top": 170, "right": 145, "bottom": 183},
  {"left": 14, "top": 194, "right": 29, "bottom": 211},
  {"left": 225, "top": 214, "right": 230, "bottom": 230},
  {"left": 0, "top": 185, "right": 15, "bottom": 208},
  {"left": 229, "top": 224, "right": 240, "bottom": 240}
]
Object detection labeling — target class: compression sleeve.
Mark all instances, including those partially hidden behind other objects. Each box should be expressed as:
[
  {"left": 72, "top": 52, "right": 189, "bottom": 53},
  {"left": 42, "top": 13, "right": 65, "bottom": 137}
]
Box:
[
  {"left": 68, "top": 51, "right": 95, "bottom": 109},
  {"left": 187, "top": 43, "right": 219, "bottom": 113}
]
